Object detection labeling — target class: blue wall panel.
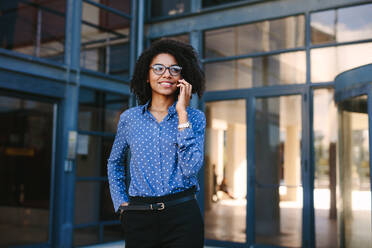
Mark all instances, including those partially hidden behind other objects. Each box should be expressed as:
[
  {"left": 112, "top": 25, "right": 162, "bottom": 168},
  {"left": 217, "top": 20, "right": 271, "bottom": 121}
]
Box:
[{"left": 0, "top": 68, "right": 65, "bottom": 98}]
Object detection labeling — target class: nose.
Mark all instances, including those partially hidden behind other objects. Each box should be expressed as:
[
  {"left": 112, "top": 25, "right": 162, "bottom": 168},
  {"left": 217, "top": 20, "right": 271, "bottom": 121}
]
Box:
[{"left": 162, "top": 68, "right": 172, "bottom": 78}]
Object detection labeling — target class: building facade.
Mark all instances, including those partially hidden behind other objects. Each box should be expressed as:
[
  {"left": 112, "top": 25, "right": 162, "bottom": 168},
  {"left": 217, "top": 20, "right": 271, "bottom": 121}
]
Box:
[{"left": 0, "top": 0, "right": 372, "bottom": 247}]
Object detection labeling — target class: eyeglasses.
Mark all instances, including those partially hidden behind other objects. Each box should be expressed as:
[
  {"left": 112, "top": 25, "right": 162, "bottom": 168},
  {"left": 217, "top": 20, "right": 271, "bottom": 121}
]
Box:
[{"left": 150, "top": 64, "right": 182, "bottom": 76}]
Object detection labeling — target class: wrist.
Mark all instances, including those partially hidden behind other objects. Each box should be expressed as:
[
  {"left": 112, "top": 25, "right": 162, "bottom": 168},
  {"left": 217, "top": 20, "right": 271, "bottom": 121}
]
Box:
[{"left": 178, "top": 111, "right": 188, "bottom": 123}]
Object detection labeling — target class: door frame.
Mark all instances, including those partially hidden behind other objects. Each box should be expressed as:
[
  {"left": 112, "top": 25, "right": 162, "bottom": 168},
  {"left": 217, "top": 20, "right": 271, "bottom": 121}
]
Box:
[
  {"left": 202, "top": 84, "right": 314, "bottom": 248},
  {"left": 0, "top": 90, "right": 59, "bottom": 248},
  {"left": 202, "top": 94, "right": 248, "bottom": 248},
  {"left": 247, "top": 86, "right": 312, "bottom": 248}
]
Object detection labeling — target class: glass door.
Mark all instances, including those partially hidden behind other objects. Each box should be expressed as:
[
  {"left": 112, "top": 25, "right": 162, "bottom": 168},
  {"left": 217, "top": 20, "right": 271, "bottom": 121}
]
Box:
[
  {"left": 338, "top": 94, "right": 371, "bottom": 247},
  {"left": 252, "top": 94, "right": 304, "bottom": 248},
  {"left": 204, "top": 99, "right": 247, "bottom": 245},
  {"left": 0, "top": 94, "right": 56, "bottom": 247},
  {"left": 73, "top": 88, "right": 129, "bottom": 246}
]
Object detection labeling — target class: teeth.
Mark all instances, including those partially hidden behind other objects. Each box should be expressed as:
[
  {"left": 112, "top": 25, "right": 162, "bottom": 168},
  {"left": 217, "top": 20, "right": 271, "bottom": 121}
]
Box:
[{"left": 160, "top": 82, "right": 172, "bottom": 86}]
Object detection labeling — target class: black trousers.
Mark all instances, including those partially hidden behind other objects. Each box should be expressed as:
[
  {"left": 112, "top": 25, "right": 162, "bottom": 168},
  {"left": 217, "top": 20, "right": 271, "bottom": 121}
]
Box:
[{"left": 120, "top": 190, "right": 204, "bottom": 248}]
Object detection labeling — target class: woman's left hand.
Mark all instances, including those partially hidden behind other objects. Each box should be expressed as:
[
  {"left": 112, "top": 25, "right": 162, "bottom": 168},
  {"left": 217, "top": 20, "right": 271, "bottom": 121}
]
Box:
[{"left": 176, "top": 79, "right": 192, "bottom": 114}]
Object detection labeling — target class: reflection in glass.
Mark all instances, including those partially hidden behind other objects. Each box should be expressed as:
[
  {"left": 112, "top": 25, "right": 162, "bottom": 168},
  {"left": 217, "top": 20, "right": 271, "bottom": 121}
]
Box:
[
  {"left": 311, "top": 3, "right": 372, "bottom": 44},
  {"left": 0, "top": 0, "right": 66, "bottom": 62},
  {"left": 204, "top": 15, "right": 304, "bottom": 58},
  {"left": 75, "top": 181, "right": 101, "bottom": 225},
  {"left": 151, "top": 0, "right": 190, "bottom": 18},
  {"left": 74, "top": 181, "right": 117, "bottom": 225},
  {"left": 78, "top": 88, "right": 129, "bottom": 133},
  {"left": 311, "top": 43, "right": 372, "bottom": 82},
  {"left": 0, "top": 96, "right": 54, "bottom": 246},
  {"left": 204, "top": 100, "right": 246, "bottom": 243},
  {"left": 205, "top": 51, "right": 305, "bottom": 91},
  {"left": 80, "top": 1, "right": 131, "bottom": 77},
  {"left": 76, "top": 136, "right": 114, "bottom": 178},
  {"left": 255, "top": 95, "right": 302, "bottom": 247},
  {"left": 338, "top": 95, "right": 371, "bottom": 247},
  {"left": 313, "top": 89, "right": 338, "bottom": 247}
]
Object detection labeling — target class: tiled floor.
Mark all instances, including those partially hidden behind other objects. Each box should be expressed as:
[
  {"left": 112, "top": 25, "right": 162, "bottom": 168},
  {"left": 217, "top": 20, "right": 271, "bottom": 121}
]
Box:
[
  {"left": 204, "top": 198, "right": 338, "bottom": 247},
  {"left": 3, "top": 197, "right": 370, "bottom": 248},
  {"left": 205, "top": 199, "right": 246, "bottom": 243}
]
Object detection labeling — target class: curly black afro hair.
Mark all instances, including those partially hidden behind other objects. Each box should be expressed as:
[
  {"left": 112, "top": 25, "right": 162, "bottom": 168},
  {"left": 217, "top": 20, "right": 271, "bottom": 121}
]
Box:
[{"left": 130, "top": 39, "right": 205, "bottom": 105}]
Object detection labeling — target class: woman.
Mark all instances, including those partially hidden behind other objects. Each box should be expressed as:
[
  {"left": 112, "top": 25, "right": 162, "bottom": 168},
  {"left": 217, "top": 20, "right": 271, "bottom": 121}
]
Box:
[{"left": 107, "top": 39, "right": 206, "bottom": 248}]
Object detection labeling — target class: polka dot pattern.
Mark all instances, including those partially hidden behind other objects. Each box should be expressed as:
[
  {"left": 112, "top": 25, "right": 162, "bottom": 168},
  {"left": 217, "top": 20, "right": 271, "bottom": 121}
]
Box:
[{"left": 107, "top": 100, "right": 206, "bottom": 212}]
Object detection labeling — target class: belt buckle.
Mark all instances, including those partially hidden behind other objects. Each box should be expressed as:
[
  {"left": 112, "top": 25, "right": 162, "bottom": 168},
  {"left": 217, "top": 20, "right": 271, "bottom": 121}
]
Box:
[{"left": 154, "top": 202, "right": 165, "bottom": 210}]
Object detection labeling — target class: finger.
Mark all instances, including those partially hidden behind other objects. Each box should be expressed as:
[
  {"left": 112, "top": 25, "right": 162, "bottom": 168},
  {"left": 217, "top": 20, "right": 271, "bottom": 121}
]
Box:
[
  {"left": 185, "top": 84, "right": 190, "bottom": 99},
  {"left": 178, "top": 79, "right": 190, "bottom": 86},
  {"left": 182, "top": 84, "right": 187, "bottom": 97},
  {"left": 179, "top": 80, "right": 191, "bottom": 96},
  {"left": 178, "top": 83, "right": 185, "bottom": 98},
  {"left": 188, "top": 83, "right": 192, "bottom": 96},
  {"left": 186, "top": 83, "right": 192, "bottom": 99},
  {"left": 177, "top": 82, "right": 184, "bottom": 92}
]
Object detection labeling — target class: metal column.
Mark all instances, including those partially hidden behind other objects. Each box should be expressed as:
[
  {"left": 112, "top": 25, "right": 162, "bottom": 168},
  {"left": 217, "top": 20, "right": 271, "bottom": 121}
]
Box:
[{"left": 54, "top": 0, "right": 82, "bottom": 246}]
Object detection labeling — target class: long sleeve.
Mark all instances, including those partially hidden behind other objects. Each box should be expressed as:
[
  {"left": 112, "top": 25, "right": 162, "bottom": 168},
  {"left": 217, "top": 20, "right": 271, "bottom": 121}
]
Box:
[
  {"left": 107, "top": 113, "right": 129, "bottom": 212},
  {"left": 107, "top": 103, "right": 205, "bottom": 205},
  {"left": 177, "top": 111, "right": 206, "bottom": 178}
]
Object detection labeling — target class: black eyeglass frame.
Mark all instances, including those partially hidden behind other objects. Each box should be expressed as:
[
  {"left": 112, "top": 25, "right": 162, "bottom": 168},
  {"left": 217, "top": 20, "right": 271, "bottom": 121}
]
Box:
[{"left": 150, "top": 64, "right": 183, "bottom": 76}]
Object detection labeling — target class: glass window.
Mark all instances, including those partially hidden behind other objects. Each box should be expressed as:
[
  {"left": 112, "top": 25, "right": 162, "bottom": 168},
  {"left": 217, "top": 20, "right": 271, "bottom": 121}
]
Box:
[
  {"left": 80, "top": 0, "right": 131, "bottom": 77},
  {"left": 0, "top": 95, "right": 54, "bottom": 246},
  {"left": 311, "top": 42, "right": 372, "bottom": 82},
  {"left": 74, "top": 181, "right": 118, "bottom": 225},
  {"left": 204, "top": 100, "right": 247, "bottom": 243},
  {"left": 76, "top": 136, "right": 114, "bottom": 178},
  {"left": 75, "top": 181, "right": 102, "bottom": 225},
  {"left": 338, "top": 95, "right": 371, "bottom": 247},
  {"left": 311, "top": 3, "right": 372, "bottom": 45},
  {"left": 255, "top": 95, "right": 302, "bottom": 247},
  {"left": 78, "top": 88, "right": 129, "bottom": 133},
  {"left": 151, "top": 0, "right": 190, "bottom": 18},
  {"left": 313, "top": 89, "right": 338, "bottom": 247},
  {"left": 203, "top": 0, "right": 246, "bottom": 8},
  {"left": 75, "top": 87, "right": 128, "bottom": 246},
  {"left": 204, "top": 15, "right": 305, "bottom": 58},
  {"left": 0, "top": 0, "right": 66, "bottom": 63},
  {"left": 205, "top": 51, "right": 306, "bottom": 91}
]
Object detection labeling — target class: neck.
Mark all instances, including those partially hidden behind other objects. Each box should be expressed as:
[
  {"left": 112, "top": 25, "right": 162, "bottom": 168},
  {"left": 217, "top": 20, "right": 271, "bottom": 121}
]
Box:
[{"left": 150, "top": 94, "right": 175, "bottom": 111}]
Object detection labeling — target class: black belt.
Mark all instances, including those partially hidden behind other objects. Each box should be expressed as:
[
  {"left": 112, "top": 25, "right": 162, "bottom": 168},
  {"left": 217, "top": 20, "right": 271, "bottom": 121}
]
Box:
[{"left": 119, "top": 194, "right": 195, "bottom": 213}]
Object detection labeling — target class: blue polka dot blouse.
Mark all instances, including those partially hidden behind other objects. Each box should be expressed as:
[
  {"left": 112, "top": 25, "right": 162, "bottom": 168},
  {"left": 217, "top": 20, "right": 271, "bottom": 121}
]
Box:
[{"left": 107, "top": 100, "right": 206, "bottom": 212}]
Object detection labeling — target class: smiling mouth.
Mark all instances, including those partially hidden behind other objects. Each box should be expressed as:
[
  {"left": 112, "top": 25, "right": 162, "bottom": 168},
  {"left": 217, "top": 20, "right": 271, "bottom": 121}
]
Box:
[{"left": 159, "top": 82, "right": 175, "bottom": 87}]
